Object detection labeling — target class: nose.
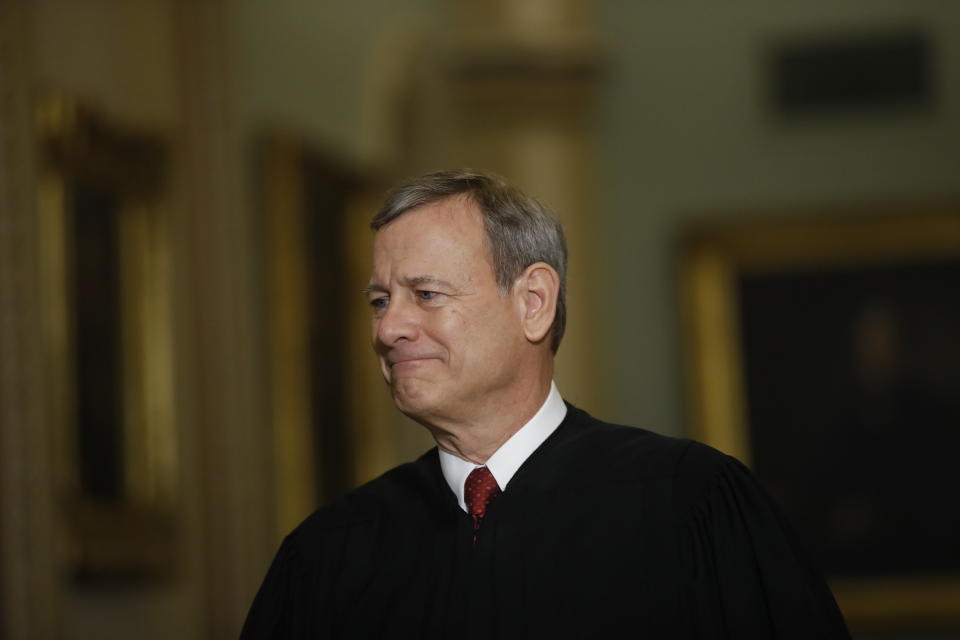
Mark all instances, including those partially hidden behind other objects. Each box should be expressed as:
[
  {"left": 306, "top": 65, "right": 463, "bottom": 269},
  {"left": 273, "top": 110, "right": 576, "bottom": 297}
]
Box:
[{"left": 373, "top": 296, "right": 421, "bottom": 350}]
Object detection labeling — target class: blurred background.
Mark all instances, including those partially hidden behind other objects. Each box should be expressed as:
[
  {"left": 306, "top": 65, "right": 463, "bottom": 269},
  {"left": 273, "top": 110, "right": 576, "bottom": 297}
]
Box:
[{"left": 1, "top": 1, "right": 958, "bottom": 638}]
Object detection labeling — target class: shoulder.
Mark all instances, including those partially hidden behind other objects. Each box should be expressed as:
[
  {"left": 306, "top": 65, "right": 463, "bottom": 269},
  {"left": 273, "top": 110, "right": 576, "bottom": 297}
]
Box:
[
  {"left": 558, "top": 404, "right": 749, "bottom": 507},
  {"left": 284, "top": 450, "right": 442, "bottom": 546},
  {"left": 558, "top": 404, "right": 733, "bottom": 477}
]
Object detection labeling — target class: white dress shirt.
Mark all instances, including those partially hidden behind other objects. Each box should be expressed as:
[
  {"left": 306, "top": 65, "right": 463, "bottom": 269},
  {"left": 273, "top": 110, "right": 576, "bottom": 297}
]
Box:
[{"left": 438, "top": 381, "right": 567, "bottom": 512}]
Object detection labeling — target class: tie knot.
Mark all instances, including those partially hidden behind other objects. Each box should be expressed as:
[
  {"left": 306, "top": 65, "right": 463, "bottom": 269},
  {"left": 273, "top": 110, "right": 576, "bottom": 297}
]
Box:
[{"left": 464, "top": 466, "right": 501, "bottom": 518}]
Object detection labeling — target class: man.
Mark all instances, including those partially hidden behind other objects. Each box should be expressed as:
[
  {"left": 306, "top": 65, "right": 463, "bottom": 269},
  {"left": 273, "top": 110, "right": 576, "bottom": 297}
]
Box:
[{"left": 241, "top": 170, "right": 850, "bottom": 639}]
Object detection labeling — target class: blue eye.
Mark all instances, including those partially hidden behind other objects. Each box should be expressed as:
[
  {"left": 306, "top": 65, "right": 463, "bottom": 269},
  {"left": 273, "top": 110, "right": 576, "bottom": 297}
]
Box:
[
  {"left": 418, "top": 291, "right": 437, "bottom": 301},
  {"left": 370, "top": 297, "right": 388, "bottom": 310}
]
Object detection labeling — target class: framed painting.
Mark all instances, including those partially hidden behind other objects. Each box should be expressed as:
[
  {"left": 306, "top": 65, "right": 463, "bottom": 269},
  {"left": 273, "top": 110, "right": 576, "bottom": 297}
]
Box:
[
  {"left": 258, "top": 134, "right": 395, "bottom": 538},
  {"left": 680, "top": 207, "right": 960, "bottom": 630},
  {"left": 36, "top": 97, "right": 178, "bottom": 583}
]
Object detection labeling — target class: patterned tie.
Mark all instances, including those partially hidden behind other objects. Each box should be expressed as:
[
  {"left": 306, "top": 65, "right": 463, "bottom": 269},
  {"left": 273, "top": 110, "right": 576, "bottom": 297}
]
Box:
[{"left": 464, "top": 466, "right": 501, "bottom": 544}]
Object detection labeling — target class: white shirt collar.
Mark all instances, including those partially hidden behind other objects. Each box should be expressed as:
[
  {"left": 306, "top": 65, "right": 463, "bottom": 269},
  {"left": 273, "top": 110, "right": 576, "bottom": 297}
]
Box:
[{"left": 438, "top": 382, "right": 567, "bottom": 512}]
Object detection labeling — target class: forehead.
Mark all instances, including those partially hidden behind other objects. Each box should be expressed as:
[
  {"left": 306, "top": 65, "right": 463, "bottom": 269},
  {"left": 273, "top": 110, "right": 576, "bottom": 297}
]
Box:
[{"left": 371, "top": 196, "right": 494, "bottom": 280}]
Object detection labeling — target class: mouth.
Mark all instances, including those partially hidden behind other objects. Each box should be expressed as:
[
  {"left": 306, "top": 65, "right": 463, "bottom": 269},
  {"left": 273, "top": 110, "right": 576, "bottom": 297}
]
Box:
[
  {"left": 388, "top": 356, "right": 436, "bottom": 368},
  {"left": 384, "top": 352, "right": 442, "bottom": 372}
]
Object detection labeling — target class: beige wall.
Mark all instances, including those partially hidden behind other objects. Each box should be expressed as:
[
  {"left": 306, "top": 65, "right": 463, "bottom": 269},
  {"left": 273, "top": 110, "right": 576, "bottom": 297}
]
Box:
[{"left": 230, "top": 0, "right": 439, "bottom": 168}]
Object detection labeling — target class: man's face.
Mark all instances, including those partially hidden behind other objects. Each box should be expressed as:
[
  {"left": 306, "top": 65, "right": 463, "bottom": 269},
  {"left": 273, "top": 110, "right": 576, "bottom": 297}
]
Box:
[{"left": 367, "top": 196, "right": 527, "bottom": 426}]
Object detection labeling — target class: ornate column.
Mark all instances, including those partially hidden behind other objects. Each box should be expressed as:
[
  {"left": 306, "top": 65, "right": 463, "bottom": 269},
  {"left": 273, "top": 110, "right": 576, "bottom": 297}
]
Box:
[{"left": 173, "top": 3, "right": 275, "bottom": 637}]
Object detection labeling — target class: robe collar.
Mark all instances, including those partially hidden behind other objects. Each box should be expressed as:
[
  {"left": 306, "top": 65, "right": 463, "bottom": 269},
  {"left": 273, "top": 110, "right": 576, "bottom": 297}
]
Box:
[{"left": 437, "top": 382, "right": 567, "bottom": 512}]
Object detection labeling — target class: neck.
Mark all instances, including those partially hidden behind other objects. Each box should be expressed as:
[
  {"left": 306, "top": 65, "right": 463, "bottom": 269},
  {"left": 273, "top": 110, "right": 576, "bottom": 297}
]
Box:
[{"left": 426, "top": 366, "right": 553, "bottom": 465}]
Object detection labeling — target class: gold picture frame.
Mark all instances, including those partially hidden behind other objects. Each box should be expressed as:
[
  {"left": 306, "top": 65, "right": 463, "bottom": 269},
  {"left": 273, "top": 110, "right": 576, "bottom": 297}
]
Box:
[
  {"left": 680, "top": 207, "right": 960, "bottom": 630},
  {"left": 259, "top": 134, "right": 383, "bottom": 538},
  {"left": 36, "top": 97, "right": 178, "bottom": 582}
]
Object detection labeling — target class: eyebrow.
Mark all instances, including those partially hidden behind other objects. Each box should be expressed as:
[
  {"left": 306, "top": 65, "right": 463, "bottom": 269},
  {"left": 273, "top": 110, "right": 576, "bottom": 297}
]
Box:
[
  {"left": 361, "top": 283, "right": 388, "bottom": 296},
  {"left": 362, "top": 275, "right": 459, "bottom": 297},
  {"left": 405, "top": 275, "right": 457, "bottom": 290}
]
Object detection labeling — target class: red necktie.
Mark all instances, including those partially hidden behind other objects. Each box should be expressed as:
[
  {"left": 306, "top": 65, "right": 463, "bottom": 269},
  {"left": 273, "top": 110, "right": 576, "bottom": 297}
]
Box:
[{"left": 465, "top": 466, "right": 501, "bottom": 544}]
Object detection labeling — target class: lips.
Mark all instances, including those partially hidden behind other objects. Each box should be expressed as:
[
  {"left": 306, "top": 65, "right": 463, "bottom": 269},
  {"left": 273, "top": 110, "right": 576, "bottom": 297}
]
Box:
[
  {"left": 384, "top": 349, "right": 443, "bottom": 368},
  {"left": 388, "top": 355, "right": 438, "bottom": 367}
]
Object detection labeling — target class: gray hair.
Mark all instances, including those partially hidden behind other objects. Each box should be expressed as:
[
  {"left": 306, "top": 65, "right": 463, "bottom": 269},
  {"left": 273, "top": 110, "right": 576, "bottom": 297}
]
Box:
[{"left": 371, "top": 169, "right": 568, "bottom": 353}]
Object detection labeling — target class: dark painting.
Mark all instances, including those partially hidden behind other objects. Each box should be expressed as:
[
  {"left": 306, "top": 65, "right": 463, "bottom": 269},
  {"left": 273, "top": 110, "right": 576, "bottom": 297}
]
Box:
[{"left": 738, "top": 259, "right": 960, "bottom": 577}]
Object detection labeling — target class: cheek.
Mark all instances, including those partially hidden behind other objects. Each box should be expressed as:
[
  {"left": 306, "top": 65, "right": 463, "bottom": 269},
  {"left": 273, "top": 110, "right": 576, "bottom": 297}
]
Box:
[
  {"left": 426, "top": 308, "right": 469, "bottom": 349},
  {"left": 450, "top": 303, "right": 521, "bottom": 360},
  {"left": 416, "top": 308, "right": 480, "bottom": 367}
]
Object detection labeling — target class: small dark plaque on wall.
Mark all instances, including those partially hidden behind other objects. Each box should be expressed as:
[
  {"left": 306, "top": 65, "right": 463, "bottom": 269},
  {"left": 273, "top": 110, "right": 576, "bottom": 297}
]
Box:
[{"left": 770, "top": 30, "right": 934, "bottom": 115}]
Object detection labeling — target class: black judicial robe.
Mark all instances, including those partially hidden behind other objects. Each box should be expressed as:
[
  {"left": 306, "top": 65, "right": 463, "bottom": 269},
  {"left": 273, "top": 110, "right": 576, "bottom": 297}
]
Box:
[{"left": 240, "top": 405, "right": 850, "bottom": 639}]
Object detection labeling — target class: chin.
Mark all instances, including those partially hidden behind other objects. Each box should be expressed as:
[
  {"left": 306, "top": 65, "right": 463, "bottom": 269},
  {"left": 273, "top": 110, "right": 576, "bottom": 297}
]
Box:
[{"left": 391, "top": 380, "right": 443, "bottom": 421}]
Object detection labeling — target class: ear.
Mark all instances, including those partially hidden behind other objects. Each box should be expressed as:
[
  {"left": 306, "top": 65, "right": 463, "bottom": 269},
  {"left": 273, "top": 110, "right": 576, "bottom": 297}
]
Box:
[{"left": 514, "top": 262, "right": 560, "bottom": 346}]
